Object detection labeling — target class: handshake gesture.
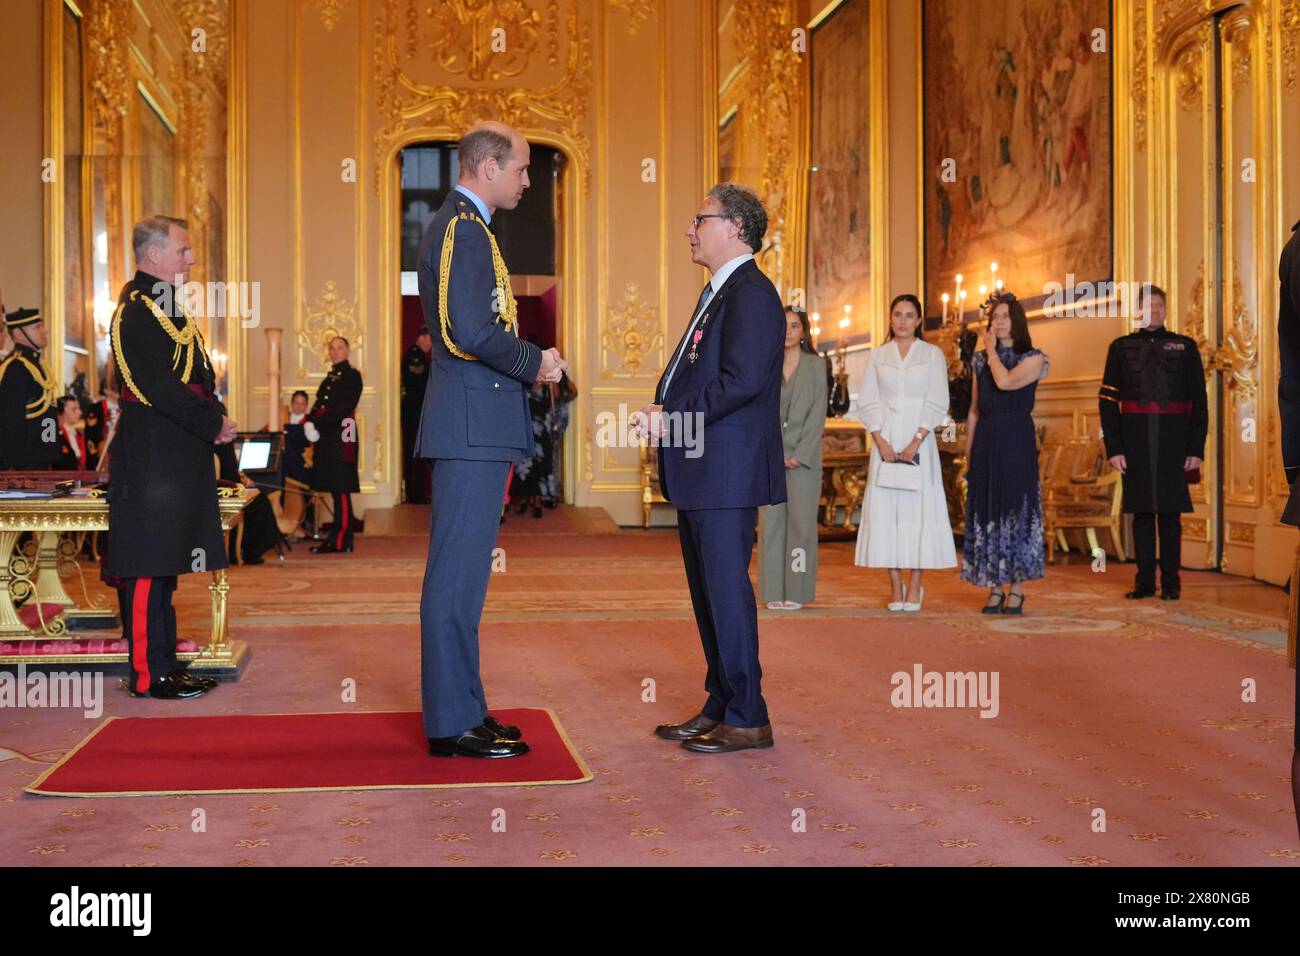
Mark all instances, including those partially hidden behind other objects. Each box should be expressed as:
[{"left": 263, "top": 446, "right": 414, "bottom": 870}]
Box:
[{"left": 536, "top": 347, "right": 568, "bottom": 385}]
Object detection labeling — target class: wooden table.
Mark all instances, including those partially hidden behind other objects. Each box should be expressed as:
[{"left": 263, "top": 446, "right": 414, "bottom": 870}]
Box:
[{"left": 0, "top": 487, "right": 254, "bottom": 677}]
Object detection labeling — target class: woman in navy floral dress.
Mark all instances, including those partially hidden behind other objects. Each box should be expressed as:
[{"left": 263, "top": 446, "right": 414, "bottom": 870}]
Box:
[{"left": 962, "top": 292, "right": 1048, "bottom": 614}]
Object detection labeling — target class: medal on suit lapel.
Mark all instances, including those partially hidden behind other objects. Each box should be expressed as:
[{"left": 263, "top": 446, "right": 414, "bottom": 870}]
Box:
[{"left": 687, "top": 313, "right": 709, "bottom": 363}]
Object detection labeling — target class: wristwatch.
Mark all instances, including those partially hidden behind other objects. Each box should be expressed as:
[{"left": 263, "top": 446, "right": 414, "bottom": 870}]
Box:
[{"left": 915, "top": 429, "right": 926, "bottom": 441}]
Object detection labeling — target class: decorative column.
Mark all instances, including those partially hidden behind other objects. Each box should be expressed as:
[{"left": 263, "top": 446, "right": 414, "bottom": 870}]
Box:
[{"left": 265, "top": 327, "right": 282, "bottom": 431}]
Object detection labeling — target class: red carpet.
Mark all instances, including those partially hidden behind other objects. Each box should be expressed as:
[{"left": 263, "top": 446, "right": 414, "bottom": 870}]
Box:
[{"left": 26, "top": 709, "right": 591, "bottom": 797}]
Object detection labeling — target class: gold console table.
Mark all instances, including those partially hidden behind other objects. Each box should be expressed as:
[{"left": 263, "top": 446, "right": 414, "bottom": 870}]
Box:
[{"left": 0, "top": 488, "right": 254, "bottom": 677}]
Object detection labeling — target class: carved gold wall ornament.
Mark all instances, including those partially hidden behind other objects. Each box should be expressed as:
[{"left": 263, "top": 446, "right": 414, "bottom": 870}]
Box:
[
  {"left": 1174, "top": 39, "right": 1206, "bottom": 111},
  {"left": 173, "top": 0, "right": 229, "bottom": 80},
  {"left": 85, "top": 0, "right": 133, "bottom": 153},
  {"left": 298, "top": 280, "right": 362, "bottom": 376},
  {"left": 371, "top": 0, "right": 592, "bottom": 193},
  {"left": 609, "top": 0, "right": 655, "bottom": 35},
  {"left": 1227, "top": 521, "right": 1256, "bottom": 544},
  {"left": 731, "top": 0, "right": 804, "bottom": 291},
  {"left": 310, "top": 0, "right": 354, "bottom": 32},
  {"left": 1133, "top": 1, "right": 1149, "bottom": 152},
  {"left": 1223, "top": 13, "right": 1253, "bottom": 92},
  {"left": 427, "top": 0, "right": 542, "bottom": 80},
  {"left": 1283, "top": 0, "right": 1300, "bottom": 93},
  {"left": 601, "top": 282, "right": 663, "bottom": 378},
  {"left": 1211, "top": 268, "right": 1258, "bottom": 410}
]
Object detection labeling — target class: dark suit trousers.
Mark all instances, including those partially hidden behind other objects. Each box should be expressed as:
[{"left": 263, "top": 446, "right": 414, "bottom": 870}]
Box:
[
  {"left": 117, "top": 576, "right": 178, "bottom": 693},
  {"left": 678, "top": 507, "right": 769, "bottom": 728},
  {"left": 420, "top": 458, "right": 509, "bottom": 738},
  {"left": 1132, "top": 512, "right": 1182, "bottom": 591}
]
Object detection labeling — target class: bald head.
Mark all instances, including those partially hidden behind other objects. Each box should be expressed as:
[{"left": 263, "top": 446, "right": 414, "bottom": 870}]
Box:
[{"left": 457, "top": 121, "right": 531, "bottom": 214}]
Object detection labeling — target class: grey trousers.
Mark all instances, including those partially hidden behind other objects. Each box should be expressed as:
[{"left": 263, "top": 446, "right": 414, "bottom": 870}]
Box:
[
  {"left": 758, "top": 464, "right": 821, "bottom": 604},
  {"left": 420, "top": 457, "right": 510, "bottom": 738}
]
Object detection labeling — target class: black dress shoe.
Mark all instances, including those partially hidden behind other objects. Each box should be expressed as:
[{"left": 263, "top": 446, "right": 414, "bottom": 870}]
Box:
[
  {"left": 128, "top": 672, "right": 208, "bottom": 700},
  {"left": 171, "top": 667, "right": 218, "bottom": 691},
  {"left": 483, "top": 714, "right": 522, "bottom": 740},
  {"left": 1002, "top": 592, "right": 1025, "bottom": 615},
  {"left": 428, "top": 724, "right": 530, "bottom": 758},
  {"left": 1124, "top": 587, "right": 1156, "bottom": 600},
  {"left": 311, "top": 541, "right": 353, "bottom": 554},
  {"left": 1161, "top": 590, "right": 1181, "bottom": 601}
]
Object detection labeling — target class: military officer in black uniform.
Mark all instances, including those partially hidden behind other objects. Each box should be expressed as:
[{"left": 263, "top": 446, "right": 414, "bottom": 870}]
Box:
[
  {"left": 306, "top": 336, "right": 363, "bottom": 553},
  {"left": 1098, "top": 284, "right": 1208, "bottom": 601},
  {"left": 401, "top": 329, "right": 432, "bottom": 503},
  {"left": 0, "top": 308, "right": 59, "bottom": 470},
  {"left": 107, "top": 215, "right": 237, "bottom": 699}
]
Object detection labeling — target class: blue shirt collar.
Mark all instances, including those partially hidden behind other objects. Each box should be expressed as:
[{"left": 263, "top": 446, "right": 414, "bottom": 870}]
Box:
[{"left": 453, "top": 185, "right": 491, "bottom": 225}]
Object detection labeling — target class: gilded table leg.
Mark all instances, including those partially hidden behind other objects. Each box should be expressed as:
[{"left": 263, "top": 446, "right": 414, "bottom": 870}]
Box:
[
  {"left": 0, "top": 530, "right": 30, "bottom": 639},
  {"left": 33, "top": 531, "right": 76, "bottom": 609}
]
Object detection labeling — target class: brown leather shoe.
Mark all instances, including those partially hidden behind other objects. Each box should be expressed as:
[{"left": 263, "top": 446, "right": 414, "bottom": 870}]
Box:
[
  {"left": 653, "top": 713, "right": 720, "bottom": 740},
  {"left": 681, "top": 723, "right": 774, "bottom": 753}
]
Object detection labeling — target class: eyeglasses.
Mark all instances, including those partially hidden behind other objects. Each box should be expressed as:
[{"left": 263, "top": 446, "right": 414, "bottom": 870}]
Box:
[{"left": 690, "top": 214, "right": 730, "bottom": 229}]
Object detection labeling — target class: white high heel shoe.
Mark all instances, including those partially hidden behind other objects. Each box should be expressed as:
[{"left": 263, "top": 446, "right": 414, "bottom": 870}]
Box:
[
  {"left": 887, "top": 587, "right": 905, "bottom": 612},
  {"left": 902, "top": 586, "right": 925, "bottom": 612}
]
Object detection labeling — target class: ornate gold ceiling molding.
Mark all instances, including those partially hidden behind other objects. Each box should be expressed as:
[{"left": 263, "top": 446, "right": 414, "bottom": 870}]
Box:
[
  {"left": 371, "top": 0, "right": 592, "bottom": 193},
  {"left": 608, "top": 0, "right": 655, "bottom": 34},
  {"left": 297, "top": 280, "right": 363, "bottom": 377},
  {"left": 601, "top": 282, "right": 663, "bottom": 378}
]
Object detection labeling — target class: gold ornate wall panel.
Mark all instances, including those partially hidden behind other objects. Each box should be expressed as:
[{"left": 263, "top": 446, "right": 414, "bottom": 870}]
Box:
[
  {"left": 235, "top": 0, "right": 711, "bottom": 519},
  {"left": 370, "top": 0, "right": 593, "bottom": 195},
  {"left": 715, "top": 0, "right": 807, "bottom": 300},
  {"left": 1139, "top": 0, "right": 1294, "bottom": 581},
  {"left": 40, "top": 0, "right": 229, "bottom": 400}
]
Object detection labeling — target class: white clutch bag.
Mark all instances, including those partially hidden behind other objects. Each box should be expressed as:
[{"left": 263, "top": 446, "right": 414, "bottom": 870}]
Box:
[{"left": 876, "top": 456, "right": 923, "bottom": 491}]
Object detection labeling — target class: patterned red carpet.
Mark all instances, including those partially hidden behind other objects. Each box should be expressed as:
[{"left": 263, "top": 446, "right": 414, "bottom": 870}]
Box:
[{"left": 2, "top": 505, "right": 1296, "bottom": 866}]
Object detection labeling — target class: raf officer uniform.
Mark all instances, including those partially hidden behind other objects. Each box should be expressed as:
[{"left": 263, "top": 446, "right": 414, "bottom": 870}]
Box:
[
  {"left": 1098, "top": 323, "right": 1208, "bottom": 600},
  {"left": 307, "top": 358, "right": 362, "bottom": 553},
  {"left": 106, "top": 271, "right": 223, "bottom": 699},
  {"left": 0, "top": 309, "right": 59, "bottom": 470},
  {"left": 415, "top": 184, "right": 541, "bottom": 756}
]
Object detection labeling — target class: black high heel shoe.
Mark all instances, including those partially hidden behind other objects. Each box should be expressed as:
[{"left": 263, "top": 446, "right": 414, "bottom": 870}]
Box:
[
  {"left": 1002, "top": 592, "right": 1026, "bottom": 615},
  {"left": 982, "top": 591, "right": 1006, "bottom": 615}
]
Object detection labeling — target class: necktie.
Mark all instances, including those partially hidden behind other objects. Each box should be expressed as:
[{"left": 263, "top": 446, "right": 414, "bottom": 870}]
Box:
[{"left": 659, "top": 282, "right": 713, "bottom": 401}]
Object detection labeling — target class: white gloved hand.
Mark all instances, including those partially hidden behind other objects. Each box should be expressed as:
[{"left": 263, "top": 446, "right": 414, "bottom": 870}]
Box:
[{"left": 303, "top": 422, "right": 320, "bottom": 443}]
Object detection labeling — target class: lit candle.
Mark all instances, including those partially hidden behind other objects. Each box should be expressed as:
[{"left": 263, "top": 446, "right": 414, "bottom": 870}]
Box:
[
  {"left": 941, "top": 292, "right": 950, "bottom": 323},
  {"left": 958, "top": 288, "right": 967, "bottom": 318},
  {"left": 995, "top": 278, "right": 1004, "bottom": 291},
  {"left": 954, "top": 273, "right": 963, "bottom": 308},
  {"left": 979, "top": 284, "right": 988, "bottom": 299}
]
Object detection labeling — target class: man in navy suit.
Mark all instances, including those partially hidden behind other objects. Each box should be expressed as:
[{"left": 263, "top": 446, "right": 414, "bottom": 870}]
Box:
[
  {"left": 635, "top": 183, "right": 787, "bottom": 754},
  {"left": 415, "top": 121, "right": 567, "bottom": 758}
]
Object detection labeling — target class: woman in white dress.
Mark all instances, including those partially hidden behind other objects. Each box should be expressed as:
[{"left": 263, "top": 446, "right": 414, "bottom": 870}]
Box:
[{"left": 852, "top": 293, "right": 957, "bottom": 610}]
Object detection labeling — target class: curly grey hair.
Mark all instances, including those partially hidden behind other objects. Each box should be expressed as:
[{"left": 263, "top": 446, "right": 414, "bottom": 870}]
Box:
[{"left": 706, "top": 182, "right": 767, "bottom": 254}]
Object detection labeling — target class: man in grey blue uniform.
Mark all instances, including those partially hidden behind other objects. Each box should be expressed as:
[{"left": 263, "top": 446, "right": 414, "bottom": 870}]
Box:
[{"left": 415, "top": 121, "right": 567, "bottom": 758}]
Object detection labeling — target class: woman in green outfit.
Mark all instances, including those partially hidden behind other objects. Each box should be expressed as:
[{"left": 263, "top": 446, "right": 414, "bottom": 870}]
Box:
[{"left": 759, "top": 307, "right": 828, "bottom": 610}]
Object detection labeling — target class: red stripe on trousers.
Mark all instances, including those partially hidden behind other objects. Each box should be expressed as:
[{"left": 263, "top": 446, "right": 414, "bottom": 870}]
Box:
[
  {"left": 336, "top": 495, "right": 349, "bottom": 549},
  {"left": 131, "top": 578, "right": 153, "bottom": 692}
]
